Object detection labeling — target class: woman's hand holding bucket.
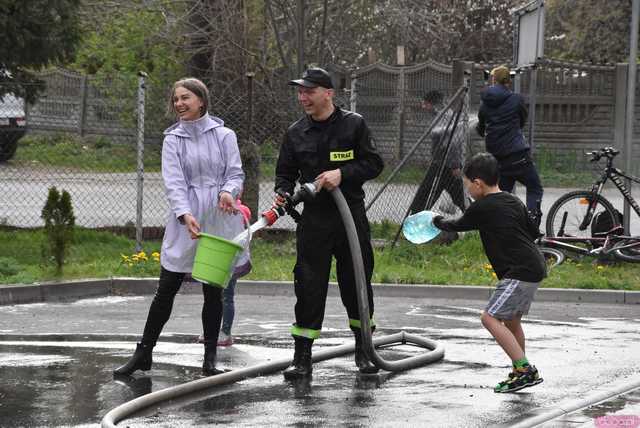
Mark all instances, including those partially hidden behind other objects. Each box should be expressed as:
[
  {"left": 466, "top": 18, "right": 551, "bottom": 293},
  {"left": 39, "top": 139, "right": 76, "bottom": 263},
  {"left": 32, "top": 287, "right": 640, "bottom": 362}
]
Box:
[
  {"left": 183, "top": 214, "right": 201, "bottom": 240},
  {"left": 187, "top": 193, "right": 242, "bottom": 241}
]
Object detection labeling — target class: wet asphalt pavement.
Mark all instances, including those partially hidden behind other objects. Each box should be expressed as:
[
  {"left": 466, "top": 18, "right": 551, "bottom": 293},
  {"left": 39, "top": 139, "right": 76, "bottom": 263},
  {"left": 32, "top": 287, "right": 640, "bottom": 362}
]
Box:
[
  {"left": 1, "top": 292, "right": 639, "bottom": 427},
  {"left": 543, "top": 388, "right": 640, "bottom": 427}
]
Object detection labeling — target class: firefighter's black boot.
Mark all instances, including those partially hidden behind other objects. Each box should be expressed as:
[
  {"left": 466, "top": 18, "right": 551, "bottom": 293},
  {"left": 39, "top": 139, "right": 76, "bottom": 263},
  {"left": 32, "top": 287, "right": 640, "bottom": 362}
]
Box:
[
  {"left": 283, "top": 337, "right": 313, "bottom": 380},
  {"left": 114, "top": 343, "right": 153, "bottom": 376},
  {"left": 354, "top": 330, "right": 379, "bottom": 374},
  {"left": 202, "top": 344, "right": 224, "bottom": 376}
]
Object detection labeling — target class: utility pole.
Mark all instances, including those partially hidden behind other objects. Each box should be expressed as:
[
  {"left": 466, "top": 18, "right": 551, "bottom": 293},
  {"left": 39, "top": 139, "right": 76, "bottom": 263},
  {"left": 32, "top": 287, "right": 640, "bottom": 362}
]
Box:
[{"left": 624, "top": 0, "right": 639, "bottom": 234}]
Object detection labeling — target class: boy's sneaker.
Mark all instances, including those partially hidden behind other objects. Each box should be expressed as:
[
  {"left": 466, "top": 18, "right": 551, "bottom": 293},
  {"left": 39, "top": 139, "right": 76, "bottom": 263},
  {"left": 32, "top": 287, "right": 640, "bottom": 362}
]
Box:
[
  {"left": 494, "top": 365, "right": 543, "bottom": 393},
  {"left": 494, "top": 371, "right": 517, "bottom": 393},
  {"left": 217, "top": 333, "right": 233, "bottom": 347}
]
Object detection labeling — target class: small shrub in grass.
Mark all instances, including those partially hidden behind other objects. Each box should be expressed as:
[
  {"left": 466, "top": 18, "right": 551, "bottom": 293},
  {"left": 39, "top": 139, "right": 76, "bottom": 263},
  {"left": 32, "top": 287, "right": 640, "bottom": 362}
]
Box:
[
  {"left": 91, "top": 136, "right": 112, "bottom": 149},
  {"left": 0, "top": 257, "right": 21, "bottom": 277},
  {"left": 41, "top": 187, "right": 75, "bottom": 274}
]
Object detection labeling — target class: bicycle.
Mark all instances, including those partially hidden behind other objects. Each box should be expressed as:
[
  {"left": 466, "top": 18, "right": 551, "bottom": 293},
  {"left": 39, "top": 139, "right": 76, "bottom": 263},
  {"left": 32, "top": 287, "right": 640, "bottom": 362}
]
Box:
[
  {"left": 544, "top": 146, "right": 640, "bottom": 263},
  {"left": 537, "top": 246, "right": 566, "bottom": 268},
  {"left": 537, "top": 227, "right": 640, "bottom": 266}
]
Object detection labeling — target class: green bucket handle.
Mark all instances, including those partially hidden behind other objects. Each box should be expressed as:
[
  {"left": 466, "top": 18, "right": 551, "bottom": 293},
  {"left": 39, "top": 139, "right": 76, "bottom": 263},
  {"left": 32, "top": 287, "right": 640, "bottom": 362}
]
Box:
[
  {"left": 192, "top": 206, "right": 251, "bottom": 288},
  {"left": 201, "top": 201, "right": 252, "bottom": 250}
]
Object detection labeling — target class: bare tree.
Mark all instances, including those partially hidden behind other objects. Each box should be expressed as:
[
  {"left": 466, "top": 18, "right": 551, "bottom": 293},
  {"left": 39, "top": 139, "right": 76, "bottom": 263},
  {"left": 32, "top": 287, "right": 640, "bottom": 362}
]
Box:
[
  {"left": 76, "top": 0, "right": 522, "bottom": 217},
  {"left": 546, "top": 0, "right": 633, "bottom": 63},
  {"left": 372, "top": 0, "right": 517, "bottom": 64}
]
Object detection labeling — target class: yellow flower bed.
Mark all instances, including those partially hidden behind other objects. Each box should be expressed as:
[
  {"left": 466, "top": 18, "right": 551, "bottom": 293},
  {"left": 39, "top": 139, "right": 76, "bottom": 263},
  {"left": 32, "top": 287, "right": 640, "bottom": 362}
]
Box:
[{"left": 120, "top": 251, "right": 160, "bottom": 269}]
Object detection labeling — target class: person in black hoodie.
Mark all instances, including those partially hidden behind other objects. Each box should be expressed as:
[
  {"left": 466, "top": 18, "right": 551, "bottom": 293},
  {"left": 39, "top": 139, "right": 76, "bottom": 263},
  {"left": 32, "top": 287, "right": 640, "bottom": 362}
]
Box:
[
  {"left": 476, "top": 66, "right": 544, "bottom": 226},
  {"left": 433, "top": 152, "right": 546, "bottom": 393}
]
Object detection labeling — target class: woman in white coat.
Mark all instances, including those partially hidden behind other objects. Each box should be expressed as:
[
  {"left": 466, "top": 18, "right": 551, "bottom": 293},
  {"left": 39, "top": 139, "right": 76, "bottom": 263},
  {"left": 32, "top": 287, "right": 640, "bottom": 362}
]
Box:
[{"left": 114, "top": 78, "right": 245, "bottom": 377}]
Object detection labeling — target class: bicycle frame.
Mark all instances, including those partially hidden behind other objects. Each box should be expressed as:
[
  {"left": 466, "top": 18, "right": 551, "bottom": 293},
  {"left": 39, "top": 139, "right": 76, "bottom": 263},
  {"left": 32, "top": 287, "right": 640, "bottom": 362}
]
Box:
[
  {"left": 578, "top": 156, "right": 640, "bottom": 231},
  {"left": 538, "top": 233, "right": 640, "bottom": 258}
]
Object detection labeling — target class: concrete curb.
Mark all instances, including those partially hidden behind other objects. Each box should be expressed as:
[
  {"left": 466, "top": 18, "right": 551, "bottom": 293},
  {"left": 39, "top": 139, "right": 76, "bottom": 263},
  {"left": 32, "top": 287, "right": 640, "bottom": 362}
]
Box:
[
  {"left": 1, "top": 278, "right": 639, "bottom": 306},
  {"left": 237, "top": 281, "right": 640, "bottom": 304},
  {"left": 236, "top": 281, "right": 496, "bottom": 300},
  {"left": 505, "top": 376, "right": 640, "bottom": 428},
  {"left": 0, "top": 279, "right": 112, "bottom": 305}
]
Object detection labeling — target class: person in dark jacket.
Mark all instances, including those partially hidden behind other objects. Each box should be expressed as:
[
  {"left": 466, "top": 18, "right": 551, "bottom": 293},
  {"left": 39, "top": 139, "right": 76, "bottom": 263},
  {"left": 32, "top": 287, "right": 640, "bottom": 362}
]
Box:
[
  {"left": 274, "top": 67, "right": 384, "bottom": 380},
  {"left": 409, "top": 89, "right": 466, "bottom": 216},
  {"left": 476, "top": 65, "right": 544, "bottom": 226}
]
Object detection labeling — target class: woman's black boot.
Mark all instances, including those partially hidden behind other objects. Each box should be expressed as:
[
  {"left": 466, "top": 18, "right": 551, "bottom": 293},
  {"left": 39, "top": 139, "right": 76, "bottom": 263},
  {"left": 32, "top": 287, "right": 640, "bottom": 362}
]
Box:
[
  {"left": 203, "top": 345, "right": 224, "bottom": 376},
  {"left": 114, "top": 343, "right": 153, "bottom": 376}
]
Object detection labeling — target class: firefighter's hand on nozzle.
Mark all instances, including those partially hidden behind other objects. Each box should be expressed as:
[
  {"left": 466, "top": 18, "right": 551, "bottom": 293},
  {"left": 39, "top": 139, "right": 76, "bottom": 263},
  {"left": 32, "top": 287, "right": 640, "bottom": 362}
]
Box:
[
  {"left": 315, "top": 169, "right": 341, "bottom": 191},
  {"left": 273, "top": 192, "right": 288, "bottom": 208},
  {"left": 182, "top": 213, "right": 201, "bottom": 240}
]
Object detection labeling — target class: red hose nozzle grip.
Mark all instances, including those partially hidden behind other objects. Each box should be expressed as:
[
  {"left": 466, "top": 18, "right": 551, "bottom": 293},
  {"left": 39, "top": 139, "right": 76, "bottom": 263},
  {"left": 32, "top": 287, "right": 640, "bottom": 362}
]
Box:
[{"left": 261, "top": 208, "right": 279, "bottom": 226}]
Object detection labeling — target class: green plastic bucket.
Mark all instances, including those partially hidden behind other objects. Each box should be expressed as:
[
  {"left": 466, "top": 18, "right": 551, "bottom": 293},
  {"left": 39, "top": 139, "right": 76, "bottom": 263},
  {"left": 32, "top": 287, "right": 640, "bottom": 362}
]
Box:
[{"left": 192, "top": 232, "right": 244, "bottom": 288}]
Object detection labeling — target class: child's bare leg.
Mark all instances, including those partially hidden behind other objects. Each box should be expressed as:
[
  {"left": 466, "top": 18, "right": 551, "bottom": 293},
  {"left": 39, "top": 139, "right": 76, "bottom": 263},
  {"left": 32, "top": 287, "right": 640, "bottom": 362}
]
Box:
[
  {"left": 480, "top": 311, "right": 525, "bottom": 362},
  {"left": 504, "top": 314, "right": 525, "bottom": 354}
]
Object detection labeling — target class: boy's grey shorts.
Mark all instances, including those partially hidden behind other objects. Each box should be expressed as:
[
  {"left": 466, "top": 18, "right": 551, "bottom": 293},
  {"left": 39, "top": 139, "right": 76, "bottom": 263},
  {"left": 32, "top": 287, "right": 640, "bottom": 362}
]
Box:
[{"left": 485, "top": 278, "right": 540, "bottom": 320}]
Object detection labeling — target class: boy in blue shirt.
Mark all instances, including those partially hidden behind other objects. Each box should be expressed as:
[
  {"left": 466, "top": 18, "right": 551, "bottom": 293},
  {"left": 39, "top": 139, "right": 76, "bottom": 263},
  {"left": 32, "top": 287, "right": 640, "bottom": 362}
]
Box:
[{"left": 434, "top": 152, "right": 546, "bottom": 393}]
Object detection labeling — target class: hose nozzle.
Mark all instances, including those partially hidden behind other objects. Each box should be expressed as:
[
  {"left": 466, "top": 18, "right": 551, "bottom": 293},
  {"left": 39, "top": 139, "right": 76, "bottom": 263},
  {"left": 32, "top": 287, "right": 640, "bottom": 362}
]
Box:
[
  {"left": 261, "top": 206, "right": 285, "bottom": 226},
  {"left": 288, "top": 181, "right": 320, "bottom": 206},
  {"left": 265, "top": 181, "right": 321, "bottom": 226}
]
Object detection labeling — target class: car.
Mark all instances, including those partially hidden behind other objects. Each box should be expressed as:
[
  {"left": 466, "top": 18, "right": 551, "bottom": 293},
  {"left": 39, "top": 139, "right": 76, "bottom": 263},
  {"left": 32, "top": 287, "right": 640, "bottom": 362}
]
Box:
[{"left": 0, "top": 93, "right": 26, "bottom": 162}]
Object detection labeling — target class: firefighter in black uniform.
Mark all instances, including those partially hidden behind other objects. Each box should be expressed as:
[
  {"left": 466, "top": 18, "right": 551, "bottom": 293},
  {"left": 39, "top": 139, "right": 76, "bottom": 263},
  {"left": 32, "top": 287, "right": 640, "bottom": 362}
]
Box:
[{"left": 274, "top": 68, "right": 384, "bottom": 379}]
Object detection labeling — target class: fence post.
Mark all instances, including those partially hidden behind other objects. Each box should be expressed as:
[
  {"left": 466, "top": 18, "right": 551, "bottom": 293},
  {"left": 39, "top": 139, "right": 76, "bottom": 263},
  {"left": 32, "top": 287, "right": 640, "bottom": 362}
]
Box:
[
  {"left": 396, "top": 68, "right": 406, "bottom": 161},
  {"left": 452, "top": 59, "right": 465, "bottom": 88},
  {"left": 78, "top": 75, "right": 89, "bottom": 136},
  {"left": 614, "top": 63, "right": 628, "bottom": 153},
  {"left": 461, "top": 61, "right": 473, "bottom": 153},
  {"left": 624, "top": 0, "right": 639, "bottom": 234},
  {"left": 349, "top": 72, "right": 357, "bottom": 112},
  {"left": 135, "top": 72, "right": 147, "bottom": 252},
  {"left": 243, "top": 72, "right": 260, "bottom": 222},
  {"left": 452, "top": 60, "right": 473, "bottom": 153},
  {"left": 246, "top": 72, "right": 255, "bottom": 142},
  {"left": 527, "top": 63, "right": 539, "bottom": 154}
]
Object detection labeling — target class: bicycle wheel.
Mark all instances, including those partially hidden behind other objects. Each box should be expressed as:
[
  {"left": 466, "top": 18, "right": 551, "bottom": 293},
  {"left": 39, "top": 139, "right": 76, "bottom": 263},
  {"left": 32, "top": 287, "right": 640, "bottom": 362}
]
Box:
[
  {"left": 539, "top": 247, "right": 565, "bottom": 268},
  {"left": 612, "top": 238, "right": 640, "bottom": 263},
  {"left": 545, "top": 191, "right": 618, "bottom": 238}
]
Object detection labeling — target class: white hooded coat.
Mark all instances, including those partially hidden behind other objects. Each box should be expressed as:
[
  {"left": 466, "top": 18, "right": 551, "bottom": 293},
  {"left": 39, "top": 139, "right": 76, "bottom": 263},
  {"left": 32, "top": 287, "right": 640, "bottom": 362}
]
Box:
[{"left": 160, "top": 113, "right": 246, "bottom": 273}]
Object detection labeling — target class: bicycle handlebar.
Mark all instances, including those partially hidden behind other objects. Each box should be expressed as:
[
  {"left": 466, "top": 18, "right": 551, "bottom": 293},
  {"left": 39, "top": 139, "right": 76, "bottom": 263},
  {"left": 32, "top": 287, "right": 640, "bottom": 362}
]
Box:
[{"left": 585, "top": 146, "right": 620, "bottom": 162}]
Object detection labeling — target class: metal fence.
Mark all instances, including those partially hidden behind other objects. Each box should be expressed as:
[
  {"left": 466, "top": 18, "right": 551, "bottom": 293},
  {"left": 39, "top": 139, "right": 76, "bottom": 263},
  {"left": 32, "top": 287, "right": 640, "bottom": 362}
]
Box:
[
  {"left": 2, "top": 57, "right": 638, "bottom": 238},
  {"left": 353, "top": 61, "right": 454, "bottom": 164},
  {"left": 0, "top": 68, "right": 348, "bottom": 235},
  {"left": 0, "top": 72, "right": 157, "bottom": 234},
  {"left": 365, "top": 85, "right": 472, "bottom": 227},
  {"left": 470, "top": 59, "right": 640, "bottom": 175}
]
